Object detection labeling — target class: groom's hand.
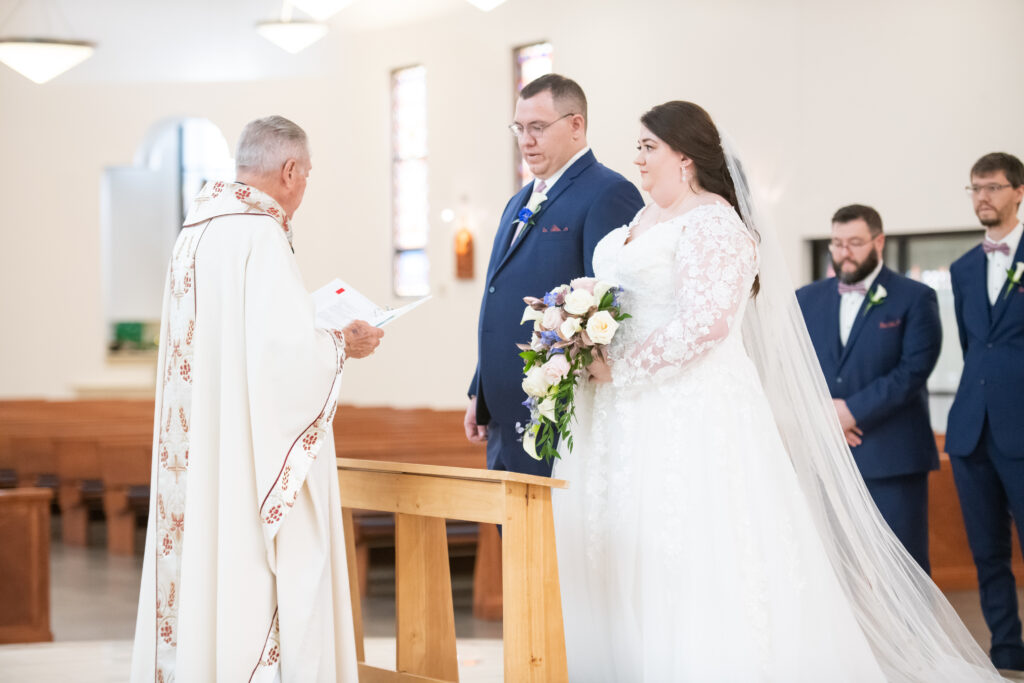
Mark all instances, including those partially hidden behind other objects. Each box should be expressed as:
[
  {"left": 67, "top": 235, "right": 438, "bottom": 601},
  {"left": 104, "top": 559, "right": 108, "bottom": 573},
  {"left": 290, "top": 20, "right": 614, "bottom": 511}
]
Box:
[{"left": 464, "top": 396, "right": 488, "bottom": 443}]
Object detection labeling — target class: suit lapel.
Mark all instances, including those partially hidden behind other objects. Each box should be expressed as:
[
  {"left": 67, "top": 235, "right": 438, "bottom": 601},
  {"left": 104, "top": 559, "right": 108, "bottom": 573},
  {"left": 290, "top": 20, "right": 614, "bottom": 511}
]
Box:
[
  {"left": 839, "top": 267, "right": 891, "bottom": 368},
  {"left": 960, "top": 246, "right": 991, "bottom": 337},
  {"left": 824, "top": 281, "right": 842, "bottom": 367},
  {"left": 492, "top": 150, "right": 597, "bottom": 275},
  {"left": 991, "top": 237, "right": 1024, "bottom": 330},
  {"left": 487, "top": 183, "right": 534, "bottom": 282}
]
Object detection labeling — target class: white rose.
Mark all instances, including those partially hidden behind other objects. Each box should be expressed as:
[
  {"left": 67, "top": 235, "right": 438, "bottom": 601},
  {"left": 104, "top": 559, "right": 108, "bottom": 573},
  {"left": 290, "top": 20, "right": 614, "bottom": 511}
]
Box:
[
  {"left": 521, "top": 306, "right": 544, "bottom": 325},
  {"left": 541, "top": 355, "right": 572, "bottom": 384},
  {"left": 522, "top": 366, "right": 553, "bottom": 398},
  {"left": 586, "top": 310, "right": 620, "bottom": 345},
  {"left": 1015, "top": 261, "right": 1024, "bottom": 283},
  {"left": 558, "top": 316, "right": 582, "bottom": 340},
  {"left": 530, "top": 335, "right": 547, "bottom": 352},
  {"left": 564, "top": 288, "right": 596, "bottom": 315},
  {"left": 593, "top": 280, "right": 615, "bottom": 303},
  {"left": 538, "top": 396, "right": 557, "bottom": 422},
  {"left": 541, "top": 306, "right": 564, "bottom": 330}
]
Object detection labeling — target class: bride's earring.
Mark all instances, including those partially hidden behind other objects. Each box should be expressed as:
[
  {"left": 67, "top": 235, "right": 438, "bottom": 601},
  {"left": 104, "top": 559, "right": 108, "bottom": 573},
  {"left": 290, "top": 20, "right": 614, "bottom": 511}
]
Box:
[{"left": 680, "top": 164, "right": 688, "bottom": 185}]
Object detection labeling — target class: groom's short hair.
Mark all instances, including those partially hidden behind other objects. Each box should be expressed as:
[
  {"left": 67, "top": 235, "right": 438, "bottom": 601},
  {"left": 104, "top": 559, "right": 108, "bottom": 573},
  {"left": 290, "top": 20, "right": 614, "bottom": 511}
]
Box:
[
  {"left": 832, "top": 204, "right": 883, "bottom": 236},
  {"left": 520, "top": 74, "right": 588, "bottom": 129}
]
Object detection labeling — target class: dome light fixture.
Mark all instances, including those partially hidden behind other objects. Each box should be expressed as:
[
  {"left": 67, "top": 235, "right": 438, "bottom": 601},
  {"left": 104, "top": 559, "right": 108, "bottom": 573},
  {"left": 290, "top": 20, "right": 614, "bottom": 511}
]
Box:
[
  {"left": 0, "top": 37, "right": 95, "bottom": 84},
  {"left": 464, "top": 0, "right": 508, "bottom": 10},
  {"left": 257, "top": 1, "right": 329, "bottom": 54}
]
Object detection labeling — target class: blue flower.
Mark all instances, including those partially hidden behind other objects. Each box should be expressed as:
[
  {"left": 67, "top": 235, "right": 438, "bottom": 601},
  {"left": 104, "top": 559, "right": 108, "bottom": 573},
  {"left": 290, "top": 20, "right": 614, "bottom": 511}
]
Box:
[
  {"left": 540, "top": 330, "right": 560, "bottom": 346},
  {"left": 549, "top": 347, "right": 565, "bottom": 355},
  {"left": 518, "top": 207, "right": 534, "bottom": 223},
  {"left": 521, "top": 397, "right": 537, "bottom": 411},
  {"left": 543, "top": 291, "right": 559, "bottom": 306}
]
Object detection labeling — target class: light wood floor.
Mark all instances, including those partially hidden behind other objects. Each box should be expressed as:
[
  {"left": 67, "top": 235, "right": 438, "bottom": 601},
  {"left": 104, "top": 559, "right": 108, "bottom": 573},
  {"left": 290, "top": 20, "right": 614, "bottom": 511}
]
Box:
[{"left": 3, "top": 522, "right": 1024, "bottom": 682}]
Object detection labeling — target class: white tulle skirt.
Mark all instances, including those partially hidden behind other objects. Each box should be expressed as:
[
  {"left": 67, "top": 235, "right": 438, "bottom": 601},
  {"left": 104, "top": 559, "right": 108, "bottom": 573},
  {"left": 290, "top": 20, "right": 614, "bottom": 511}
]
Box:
[{"left": 552, "top": 349, "right": 888, "bottom": 682}]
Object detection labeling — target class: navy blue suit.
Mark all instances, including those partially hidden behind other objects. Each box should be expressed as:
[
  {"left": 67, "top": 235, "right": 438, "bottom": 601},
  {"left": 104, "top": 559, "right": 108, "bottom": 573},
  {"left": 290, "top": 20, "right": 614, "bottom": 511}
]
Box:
[
  {"left": 947, "top": 239, "right": 1024, "bottom": 670},
  {"left": 469, "top": 150, "right": 643, "bottom": 477},
  {"left": 797, "top": 266, "right": 941, "bottom": 572}
]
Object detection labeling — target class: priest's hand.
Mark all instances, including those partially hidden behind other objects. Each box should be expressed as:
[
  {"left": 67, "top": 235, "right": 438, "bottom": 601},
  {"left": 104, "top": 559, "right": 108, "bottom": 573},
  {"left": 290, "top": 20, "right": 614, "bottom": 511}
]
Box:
[{"left": 342, "top": 320, "right": 384, "bottom": 359}]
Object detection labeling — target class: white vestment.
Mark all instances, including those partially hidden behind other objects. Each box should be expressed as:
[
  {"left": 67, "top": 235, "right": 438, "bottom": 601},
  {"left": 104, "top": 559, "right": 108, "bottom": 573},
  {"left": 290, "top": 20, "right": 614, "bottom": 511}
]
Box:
[{"left": 130, "top": 181, "right": 358, "bottom": 683}]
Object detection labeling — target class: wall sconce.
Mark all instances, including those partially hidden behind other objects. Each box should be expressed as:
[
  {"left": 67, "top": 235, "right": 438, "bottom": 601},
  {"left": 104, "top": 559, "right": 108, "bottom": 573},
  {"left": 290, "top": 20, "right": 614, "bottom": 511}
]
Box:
[{"left": 455, "top": 224, "right": 474, "bottom": 280}]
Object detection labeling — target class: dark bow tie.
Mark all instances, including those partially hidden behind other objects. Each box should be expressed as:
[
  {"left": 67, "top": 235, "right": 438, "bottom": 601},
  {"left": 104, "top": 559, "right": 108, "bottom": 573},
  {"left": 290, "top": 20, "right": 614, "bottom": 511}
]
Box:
[
  {"left": 983, "top": 238, "right": 1011, "bottom": 256},
  {"left": 838, "top": 282, "right": 867, "bottom": 295}
]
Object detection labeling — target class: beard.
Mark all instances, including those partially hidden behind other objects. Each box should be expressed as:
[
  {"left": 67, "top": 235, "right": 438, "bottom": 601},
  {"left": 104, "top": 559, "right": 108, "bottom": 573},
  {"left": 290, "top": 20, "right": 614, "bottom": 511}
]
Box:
[
  {"left": 834, "top": 247, "right": 880, "bottom": 285},
  {"left": 978, "top": 214, "right": 1001, "bottom": 227}
]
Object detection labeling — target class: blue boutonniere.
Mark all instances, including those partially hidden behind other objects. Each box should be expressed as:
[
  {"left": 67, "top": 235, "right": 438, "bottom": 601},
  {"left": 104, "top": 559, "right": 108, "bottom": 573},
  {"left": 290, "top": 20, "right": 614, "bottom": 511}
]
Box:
[{"left": 514, "top": 192, "right": 548, "bottom": 237}]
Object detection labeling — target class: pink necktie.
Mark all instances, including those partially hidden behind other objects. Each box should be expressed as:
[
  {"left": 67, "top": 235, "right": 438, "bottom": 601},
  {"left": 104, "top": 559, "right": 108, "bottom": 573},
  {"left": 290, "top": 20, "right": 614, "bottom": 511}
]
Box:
[
  {"left": 983, "top": 238, "right": 1011, "bottom": 256},
  {"left": 838, "top": 282, "right": 867, "bottom": 295}
]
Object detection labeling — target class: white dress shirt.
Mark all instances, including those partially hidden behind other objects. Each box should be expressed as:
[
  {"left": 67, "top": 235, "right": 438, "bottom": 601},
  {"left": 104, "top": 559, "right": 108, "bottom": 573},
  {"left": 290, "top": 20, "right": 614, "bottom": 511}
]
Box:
[
  {"left": 839, "top": 260, "right": 884, "bottom": 347},
  {"left": 986, "top": 222, "right": 1023, "bottom": 305}
]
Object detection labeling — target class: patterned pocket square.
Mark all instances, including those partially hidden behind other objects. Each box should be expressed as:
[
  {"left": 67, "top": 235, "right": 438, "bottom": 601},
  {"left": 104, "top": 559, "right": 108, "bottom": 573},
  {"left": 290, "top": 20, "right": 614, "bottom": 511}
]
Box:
[
  {"left": 878, "top": 319, "right": 902, "bottom": 329},
  {"left": 542, "top": 225, "right": 568, "bottom": 233}
]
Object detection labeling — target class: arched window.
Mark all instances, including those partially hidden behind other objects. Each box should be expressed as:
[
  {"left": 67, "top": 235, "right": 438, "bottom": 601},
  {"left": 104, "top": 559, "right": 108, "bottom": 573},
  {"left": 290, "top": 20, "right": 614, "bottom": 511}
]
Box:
[{"left": 102, "top": 118, "right": 233, "bottom": 353}]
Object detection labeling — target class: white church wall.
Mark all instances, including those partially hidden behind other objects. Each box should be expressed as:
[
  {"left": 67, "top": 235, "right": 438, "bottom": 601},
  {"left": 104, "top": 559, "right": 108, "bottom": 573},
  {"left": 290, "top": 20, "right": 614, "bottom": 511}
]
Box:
[{"left": 0, "top": 0, "right": 1021, "bottom": 407}]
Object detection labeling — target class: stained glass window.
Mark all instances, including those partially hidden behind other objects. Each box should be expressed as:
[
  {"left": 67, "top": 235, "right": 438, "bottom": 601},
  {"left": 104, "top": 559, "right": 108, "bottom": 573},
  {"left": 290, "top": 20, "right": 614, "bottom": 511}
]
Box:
[
  {"left": 392, "top": 65, "right": 429, "bottom": 297},
  {"left": 513, "top": 42, "right": 553, "bottom": 189}
]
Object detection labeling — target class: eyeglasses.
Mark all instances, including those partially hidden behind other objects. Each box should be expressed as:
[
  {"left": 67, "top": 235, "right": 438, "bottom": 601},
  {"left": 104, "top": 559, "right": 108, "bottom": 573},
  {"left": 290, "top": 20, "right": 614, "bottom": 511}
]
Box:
[
  {"left": 829, "top": 235, "right": 878, "bottom": 251},
  {"left": 965, "top": 183, "right": 1014, "bottom": 196},
  {"left": 508, "top": 113, "right": 575, "bottom": 139}
]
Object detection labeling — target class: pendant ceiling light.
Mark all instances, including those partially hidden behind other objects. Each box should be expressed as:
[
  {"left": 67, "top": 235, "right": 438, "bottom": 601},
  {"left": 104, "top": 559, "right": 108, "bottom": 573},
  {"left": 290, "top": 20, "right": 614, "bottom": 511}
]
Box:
[
  {"left": 257, "top": 2, "right": 328, "bottom": 54},
  {"left": 0, "top": 1, "right": 96, "bottom": 84},
  {"left": 465, "top": 0, "right": 508, "bottom": 10},
  {"left": 289, "top": 0, "right": 353, "bottom": 21}
]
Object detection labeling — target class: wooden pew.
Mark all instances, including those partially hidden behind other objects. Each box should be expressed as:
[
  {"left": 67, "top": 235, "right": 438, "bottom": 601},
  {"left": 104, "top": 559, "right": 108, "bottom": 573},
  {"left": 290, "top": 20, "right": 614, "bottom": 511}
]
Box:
[{"left": 0, "top": 488, "right": 53, "bottom": 643}]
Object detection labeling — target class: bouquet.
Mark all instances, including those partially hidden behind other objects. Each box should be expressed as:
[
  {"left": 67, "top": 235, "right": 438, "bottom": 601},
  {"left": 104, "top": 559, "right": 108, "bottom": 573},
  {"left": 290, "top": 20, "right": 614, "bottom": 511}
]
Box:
[{"left": 517, "top": 277, "right": 629, "bottom": 462}]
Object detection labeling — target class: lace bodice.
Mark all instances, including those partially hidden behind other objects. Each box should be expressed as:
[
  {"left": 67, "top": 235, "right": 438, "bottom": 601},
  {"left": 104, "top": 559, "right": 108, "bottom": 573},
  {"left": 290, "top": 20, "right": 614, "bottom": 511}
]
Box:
[{"left": 593, "top": 202, "right": 758, "bottom": 387}]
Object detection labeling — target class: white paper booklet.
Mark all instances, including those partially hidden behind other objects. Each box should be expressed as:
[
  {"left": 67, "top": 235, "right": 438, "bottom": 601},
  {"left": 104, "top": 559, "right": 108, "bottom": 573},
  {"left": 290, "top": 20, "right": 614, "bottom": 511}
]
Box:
[{"left": 312, "top": 278, "right": 431, "bottom": 329}]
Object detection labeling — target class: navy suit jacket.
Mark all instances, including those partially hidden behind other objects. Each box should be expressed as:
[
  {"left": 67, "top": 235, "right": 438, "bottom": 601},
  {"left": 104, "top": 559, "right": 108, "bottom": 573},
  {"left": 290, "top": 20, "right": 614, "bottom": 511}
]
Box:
[
  {"left": 470, "top": 150, "right": 643, "bottom": 428},
  {"left": 796, "top": 266, "right": 942, "bottom": 478},
  {"left": 947, "top": 239, "right": 1024, "bottom": 458}
]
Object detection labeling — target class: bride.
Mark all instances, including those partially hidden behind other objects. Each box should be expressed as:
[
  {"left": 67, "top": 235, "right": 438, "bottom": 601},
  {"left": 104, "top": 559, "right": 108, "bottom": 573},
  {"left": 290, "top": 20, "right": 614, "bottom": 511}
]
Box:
[{"left": 551, "top": 100, "right": 1005, "bottom": 681}]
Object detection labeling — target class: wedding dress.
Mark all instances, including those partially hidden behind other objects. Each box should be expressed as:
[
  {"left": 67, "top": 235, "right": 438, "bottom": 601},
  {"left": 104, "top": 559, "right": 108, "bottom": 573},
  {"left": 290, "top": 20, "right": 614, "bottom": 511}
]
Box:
[{"left": 552, "top": 201, "right": 1004, "bottom": 681}]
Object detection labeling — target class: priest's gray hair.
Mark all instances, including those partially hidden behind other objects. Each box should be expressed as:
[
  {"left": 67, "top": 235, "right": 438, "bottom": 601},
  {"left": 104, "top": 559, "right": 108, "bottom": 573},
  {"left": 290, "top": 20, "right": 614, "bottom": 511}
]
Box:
[{"left": 235, "top": 115, "right": 309, "bottom": 176}]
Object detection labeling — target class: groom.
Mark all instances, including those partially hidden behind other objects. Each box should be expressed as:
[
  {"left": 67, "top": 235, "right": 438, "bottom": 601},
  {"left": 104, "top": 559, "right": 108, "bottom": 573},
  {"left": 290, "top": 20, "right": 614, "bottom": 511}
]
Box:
[
  {"left": 464, "top": 74, "right": 643, "bottom": 477},
  {"left": 797, "top": 204, "right": 942, "bottom": 573}
]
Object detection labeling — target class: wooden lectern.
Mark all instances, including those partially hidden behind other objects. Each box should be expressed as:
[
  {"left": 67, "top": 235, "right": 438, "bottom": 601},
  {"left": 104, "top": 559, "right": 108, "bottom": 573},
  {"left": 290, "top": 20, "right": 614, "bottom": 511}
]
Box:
[{"left": 337, "top": 458, "right": 568, "bottom": 682}]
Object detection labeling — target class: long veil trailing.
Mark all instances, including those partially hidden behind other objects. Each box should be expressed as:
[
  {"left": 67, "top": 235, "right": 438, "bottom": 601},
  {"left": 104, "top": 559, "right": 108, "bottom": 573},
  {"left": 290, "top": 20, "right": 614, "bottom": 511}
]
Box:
[{"left": 726, "top": 141, "right": 1005, "bottom": 682}]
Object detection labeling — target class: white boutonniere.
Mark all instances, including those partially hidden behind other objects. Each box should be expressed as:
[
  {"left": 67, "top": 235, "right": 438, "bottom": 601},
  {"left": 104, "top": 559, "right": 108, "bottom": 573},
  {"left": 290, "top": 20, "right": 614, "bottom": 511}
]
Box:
[
  {"left": 864, "top": 283, "right": 887, "bottom": 314},
  {"left": 1002, "top": 261, "right": 1024, "bottom": 300}
]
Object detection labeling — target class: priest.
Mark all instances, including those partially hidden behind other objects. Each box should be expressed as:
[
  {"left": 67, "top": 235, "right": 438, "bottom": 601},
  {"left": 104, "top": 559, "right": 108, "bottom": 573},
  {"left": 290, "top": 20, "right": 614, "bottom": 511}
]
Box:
[{"left": 130, "top": 115, "right": 382, "bottom": 683}]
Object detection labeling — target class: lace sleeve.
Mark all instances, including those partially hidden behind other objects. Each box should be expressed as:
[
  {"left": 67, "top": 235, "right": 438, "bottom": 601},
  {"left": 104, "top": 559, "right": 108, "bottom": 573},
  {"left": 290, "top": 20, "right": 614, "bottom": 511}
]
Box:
[{"left": 610, "top": 207, "right": 757, "bottom": 387}]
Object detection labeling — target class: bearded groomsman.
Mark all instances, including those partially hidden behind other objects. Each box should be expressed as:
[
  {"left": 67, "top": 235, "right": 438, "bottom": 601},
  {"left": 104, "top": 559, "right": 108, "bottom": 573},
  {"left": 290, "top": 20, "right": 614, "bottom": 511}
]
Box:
[
  {"left": 797, "top": 204, "right": 942, "bottom": 573},
  {"left": 464, "top": 74, "right": 643, "bottom": 477},
  {"left": 946, "top": 152, "right": 1024, "bottom": 673}
]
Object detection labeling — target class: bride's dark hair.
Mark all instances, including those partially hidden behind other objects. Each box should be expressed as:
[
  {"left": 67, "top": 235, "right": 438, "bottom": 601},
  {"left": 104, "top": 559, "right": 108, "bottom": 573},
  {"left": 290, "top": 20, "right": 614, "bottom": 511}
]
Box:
[{"left": 640, "top": 100, "right": 759, "bottom": 295}]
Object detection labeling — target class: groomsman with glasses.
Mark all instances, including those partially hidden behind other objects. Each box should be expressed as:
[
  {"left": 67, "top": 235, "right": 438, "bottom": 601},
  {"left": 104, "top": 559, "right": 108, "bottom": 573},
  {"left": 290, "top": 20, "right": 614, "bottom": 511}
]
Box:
[
  {"left": 947, "top": 152, "right": 1024, "bottom": 673},
  {"left": 797, "top": 204, "right": 942, "bottom": 575}
]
